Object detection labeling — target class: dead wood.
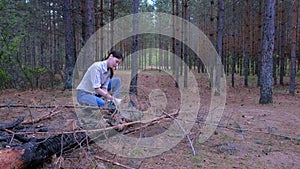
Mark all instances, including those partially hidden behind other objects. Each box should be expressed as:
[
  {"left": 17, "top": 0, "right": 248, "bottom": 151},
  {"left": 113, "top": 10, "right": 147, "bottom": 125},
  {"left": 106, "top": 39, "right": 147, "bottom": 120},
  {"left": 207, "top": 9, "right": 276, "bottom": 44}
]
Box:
[
  {"left": 13, "top": 110, "right": 179, "bottom": 136},
  {"left": 0, "top": 132, "right": 88, "bottom": 169},
  {"left": 0, "top": 117, "right": 89, "bottom": 169},
  {"left": 163, "top": 112, "right": 196, "bottom": 156},
  {"left": 0, "top": 116, "right": 24, "bottom": 129},
  {"left": 0, "top": 103, "right": 105, "bottom": 109},
  {"left": 0, "top": 110, "right": 179, "bottom": 169},
  {"left": 94, "top": 155, "right": 135, "bottom": 169},
  {"left": 0, "top": 103, "right": 61, "bottom": 108},
  {"left": 22, "top": 109, "right": 62, "bottom": 125}
]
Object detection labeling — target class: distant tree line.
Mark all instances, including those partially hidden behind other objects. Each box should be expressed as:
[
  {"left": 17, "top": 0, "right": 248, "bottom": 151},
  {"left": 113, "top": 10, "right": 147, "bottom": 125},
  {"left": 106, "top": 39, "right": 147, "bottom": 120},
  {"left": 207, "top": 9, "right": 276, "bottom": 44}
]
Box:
[{"left": 0, "top": 0, "right": 299, "bottom": 99}]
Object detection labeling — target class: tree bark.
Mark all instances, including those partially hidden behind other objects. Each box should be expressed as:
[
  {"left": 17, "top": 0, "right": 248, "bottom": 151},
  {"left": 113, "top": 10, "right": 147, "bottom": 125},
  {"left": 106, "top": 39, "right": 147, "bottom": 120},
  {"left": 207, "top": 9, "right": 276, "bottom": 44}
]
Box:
[
  {"left": 279, "top": 0, "right": 285, "bottom": 85},
  {"left": 216, "top": 0, "right": 224, "bottom": 95},
  {"left": 110, "top": 0, "right": 115, "bottom": 50},
  {"left": 257, "top": 1, "right": 264, "bottom": 87},
  {"left": 231, "top": 0, "right": 236, "bottom": 88},
  {"left": 63, "top": 0, "right": 76, "bottom": 89},
  {"left": 209, "top": 0, "right": 215, "bottom": 88},
  {"left": 129, "top": 0, "right": 139, "bottom": 107},
  {"left": 259, "top": 0, "right": 276, "bottom": 104},
  {"left": 182, "top": 0, "right": 188, "bottom": 88},
  {"left": 174, "top": 0, "right": 180, "bottom": 88},
  {"left": 244, "top": 0, "right": 250, "bottom": 87},
  {"left": 289, "top": 0, "right": 298, "bottom": 95},
  {"left": 0, "top": 116, "right": 88, "bottom": 169},
  {"left": 0, "top": 132, "right": 87, "bottom": 169}
]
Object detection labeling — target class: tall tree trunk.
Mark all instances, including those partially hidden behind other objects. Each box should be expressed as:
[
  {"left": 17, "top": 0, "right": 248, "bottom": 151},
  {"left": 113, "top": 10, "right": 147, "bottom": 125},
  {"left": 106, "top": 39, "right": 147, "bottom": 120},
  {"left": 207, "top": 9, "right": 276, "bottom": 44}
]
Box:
[
  {"left": 231, "top": 0, "right": 236, "bottom": 88},
  {"left": 257, "top": 1, "right": 263, "bottom": 87},
  {"left": 171, "top": 0, "right": 177, "bottom": 75},
  {"left": 251, "top": 9, "right": 256, "bottom": 76},
  {"left": 149, "top": 43, "right": 153, "bottom": 69},
  {"left": 63, "top": 0, "right": 76, "bottom": 89},
  {"left": 100, "top": 0, "right": 104, "bottom": 60},
  {"left": 73, "top": 0, "right": 82, "bottom": 70},
  {"left": 175, "top": 0, "right": 180, "bottom": 88},
  {"left": 216, "top": 0, "right": 224, "bottom": 94},
  {"left": 244, "top": 0, "right": 250, "bottom": 87},
  {"left": 289, "top": 0, "right": 298, "bottom": 95},
  {"left": 83, "top": 0, "right": 95, "bottom": 43},
  {"left": 84, "top": 0, "right": 95, "bottom": 65},
  {"left": 279, "top": 0, "right": 285, "bottom": 85},
  {"left": 95, "top": 0, "right": 100, "bottom": 60},
  {"left": 48, "top": 2, "right": 53, "bottom": 75},
  {"left": 110, "top": 0, "right": 114, "bottom": 50},
  {"left": 158, "top": 22, "right": 163, "bottom": 70},
  {"left": 224, "top": 34, "right": 229, "bottom": 75},
  {"left": 129, "top": 0, "right": 139, "bottom": 107},
  {"left": 165, "top": 44, "right": 169, "bottom": 69},
  {"left": 209, "top": 0, "right": 215, "bottom": 88},
  {"left": 259, "top": 0, "right": 276, "bottom": 104},
  {"left": 273, "top": 0, "right": 280, "bottom": 85},
  {"left": 182, "top": 0, "right": 188, "bottom": 88}
]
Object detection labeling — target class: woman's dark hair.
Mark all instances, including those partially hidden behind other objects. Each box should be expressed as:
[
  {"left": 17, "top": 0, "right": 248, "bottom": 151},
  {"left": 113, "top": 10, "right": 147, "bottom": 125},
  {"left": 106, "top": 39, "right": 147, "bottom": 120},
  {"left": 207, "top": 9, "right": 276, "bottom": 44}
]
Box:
[
  {"left": 106, "top": 50, "right": 124, "bottom": 60},
  {"left": 106, "top": 50, "right": 124, "bottom": 78}
]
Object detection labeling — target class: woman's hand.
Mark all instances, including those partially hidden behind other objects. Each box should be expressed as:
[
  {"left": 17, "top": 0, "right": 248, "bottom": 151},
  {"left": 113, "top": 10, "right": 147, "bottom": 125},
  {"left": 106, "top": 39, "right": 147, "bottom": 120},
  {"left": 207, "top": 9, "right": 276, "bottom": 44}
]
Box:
[
  {"left": 105, "top": 93, "right": 114, "bottom": 100},
  {"left": 95, "top": 88, "right": 112, "bottom": 100}
]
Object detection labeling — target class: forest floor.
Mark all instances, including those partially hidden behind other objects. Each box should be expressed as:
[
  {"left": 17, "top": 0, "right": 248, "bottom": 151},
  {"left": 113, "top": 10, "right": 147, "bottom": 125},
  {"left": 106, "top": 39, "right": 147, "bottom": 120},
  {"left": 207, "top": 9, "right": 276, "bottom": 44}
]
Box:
[{"left": 0, "top": 70, "right": 299, "bottom": 169}]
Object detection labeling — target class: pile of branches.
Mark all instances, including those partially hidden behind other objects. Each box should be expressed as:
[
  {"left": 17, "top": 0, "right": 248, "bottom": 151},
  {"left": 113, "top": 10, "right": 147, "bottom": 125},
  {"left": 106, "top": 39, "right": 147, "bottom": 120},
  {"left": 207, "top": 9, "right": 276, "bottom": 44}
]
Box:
[{"left": 0, "top": 103, "right": 184, "bottom": 169}]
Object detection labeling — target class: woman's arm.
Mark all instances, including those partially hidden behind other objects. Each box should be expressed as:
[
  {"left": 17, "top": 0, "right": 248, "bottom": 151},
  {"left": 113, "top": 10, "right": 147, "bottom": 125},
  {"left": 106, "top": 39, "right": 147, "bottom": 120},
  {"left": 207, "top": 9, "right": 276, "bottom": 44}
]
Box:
[{"left": 95, "top": 87, "right": 113, "bottom": 100}]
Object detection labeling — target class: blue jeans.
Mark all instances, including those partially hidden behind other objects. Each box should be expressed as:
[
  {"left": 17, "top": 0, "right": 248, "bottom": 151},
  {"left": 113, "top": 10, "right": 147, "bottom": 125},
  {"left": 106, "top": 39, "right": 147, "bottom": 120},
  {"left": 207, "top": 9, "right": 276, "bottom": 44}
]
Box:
[{"left": 76, "top": 77, "right": 121, "bottom": 107}]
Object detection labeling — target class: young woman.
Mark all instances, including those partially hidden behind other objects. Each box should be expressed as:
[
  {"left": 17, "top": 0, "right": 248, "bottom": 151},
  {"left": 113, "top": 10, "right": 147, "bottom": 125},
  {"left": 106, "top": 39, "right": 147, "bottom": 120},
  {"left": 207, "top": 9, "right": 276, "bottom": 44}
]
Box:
[{"left": 76, "top": 50, "right": 124, "bottom": 107}]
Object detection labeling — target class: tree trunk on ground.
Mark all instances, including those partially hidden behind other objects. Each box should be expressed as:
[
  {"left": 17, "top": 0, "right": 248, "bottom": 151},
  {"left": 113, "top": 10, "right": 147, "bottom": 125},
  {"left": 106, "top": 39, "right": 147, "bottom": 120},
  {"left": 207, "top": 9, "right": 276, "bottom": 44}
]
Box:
[
  {"left": 259, "top": 0, "right": 276, "bottom": 104},
  {"left": 0, "top": 132, "right": 87, "bottom": 169},
  {"left": 0, "top": 117, "right": 88, "bottom": 169}
]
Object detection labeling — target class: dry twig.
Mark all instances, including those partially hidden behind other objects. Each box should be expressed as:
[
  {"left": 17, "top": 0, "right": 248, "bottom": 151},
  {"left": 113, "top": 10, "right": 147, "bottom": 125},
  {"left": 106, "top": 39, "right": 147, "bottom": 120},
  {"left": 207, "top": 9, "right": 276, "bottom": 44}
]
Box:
[
  {"left": 163, "top": 112, "right": 196, "bottom": 156},
  {"left": 22, "top": 107, "right": 62, "bottom": 125},
  {"left": 94, "top": 155, "right": 135, "bottom": 169}
]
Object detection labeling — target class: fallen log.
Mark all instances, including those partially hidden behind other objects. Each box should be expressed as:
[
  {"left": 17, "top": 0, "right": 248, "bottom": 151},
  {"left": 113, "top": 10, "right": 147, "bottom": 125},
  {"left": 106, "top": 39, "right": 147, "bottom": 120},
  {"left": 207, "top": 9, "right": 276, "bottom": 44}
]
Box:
[
  {"left": 0, "top": 116, "right": 24, "bottom": 129},
  {"left": 0, "top": 132, "right": 88, "bottom": 169},
  {"left": 0, "top": 117, "right": 89, "bottom": 169}
]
